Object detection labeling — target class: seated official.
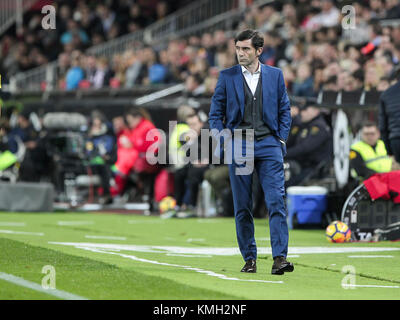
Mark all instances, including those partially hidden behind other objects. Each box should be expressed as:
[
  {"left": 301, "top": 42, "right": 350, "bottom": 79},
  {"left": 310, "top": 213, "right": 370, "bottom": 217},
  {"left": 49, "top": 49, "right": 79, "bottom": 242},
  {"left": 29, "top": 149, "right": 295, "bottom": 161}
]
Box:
[
  {"left": 285, "top": 103, "right": 332, "bottom": 187},
  {"left": 86, "top": 111, "right": 117, "bottom": 204},
  {"left": 350, "top": 121, "right": 393, "bottom": 181},
  {"left": 168, "top": 104, "right": 195, "bottom": 170},
  {"left": 173, "top": 113, "right": 212, "bottom": 214},
  {"left": 111, "top": 107, "right": 161, "bottom": 197}
]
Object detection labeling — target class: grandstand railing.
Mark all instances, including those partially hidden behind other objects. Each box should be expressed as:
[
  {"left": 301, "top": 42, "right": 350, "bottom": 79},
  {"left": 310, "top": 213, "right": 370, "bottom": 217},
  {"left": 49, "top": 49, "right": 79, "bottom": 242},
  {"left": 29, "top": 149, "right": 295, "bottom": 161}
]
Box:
[
  {"left": 10, "top": 0, "right": 248, "bottom": 92},
  {"left": 0, "top": 0, "right": 37, "bottom": 36}
]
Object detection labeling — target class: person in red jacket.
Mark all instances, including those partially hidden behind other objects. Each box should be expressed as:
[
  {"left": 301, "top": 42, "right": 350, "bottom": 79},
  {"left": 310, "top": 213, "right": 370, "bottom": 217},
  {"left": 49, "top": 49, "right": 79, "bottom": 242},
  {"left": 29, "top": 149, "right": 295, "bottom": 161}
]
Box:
[{"left": 111, "top": 108, "right": 161, "bottom": 196}]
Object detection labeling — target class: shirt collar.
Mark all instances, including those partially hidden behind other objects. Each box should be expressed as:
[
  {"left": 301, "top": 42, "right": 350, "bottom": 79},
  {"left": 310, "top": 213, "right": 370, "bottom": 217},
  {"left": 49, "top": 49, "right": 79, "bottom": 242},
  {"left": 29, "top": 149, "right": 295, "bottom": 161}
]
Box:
[{"left": 241, "top": 62, "right": 261, "bottom": 75}]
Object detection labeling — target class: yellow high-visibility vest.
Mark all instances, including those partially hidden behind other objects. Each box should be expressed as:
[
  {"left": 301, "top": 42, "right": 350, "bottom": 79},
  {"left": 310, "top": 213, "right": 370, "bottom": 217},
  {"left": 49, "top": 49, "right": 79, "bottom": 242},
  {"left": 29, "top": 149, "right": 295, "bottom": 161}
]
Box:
[{"left": 350, "top": 139, "right": 392, "bottom": 178}]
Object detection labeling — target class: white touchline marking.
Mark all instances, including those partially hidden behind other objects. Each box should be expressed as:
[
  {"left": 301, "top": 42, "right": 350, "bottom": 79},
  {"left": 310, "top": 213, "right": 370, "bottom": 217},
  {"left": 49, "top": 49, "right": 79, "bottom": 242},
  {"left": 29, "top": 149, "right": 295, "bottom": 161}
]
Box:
[
  {"left": 348, "top": 255, "right": 394, "bottom": 258},
  {"left": 57, "top": 221, "right": 94, "bottom": 226},
  {"left": 0, "top": 222, "right": 26, "bottom": 227},
  {"left": 186, "top": 238, "right": 205, "bottom": 242},
  {"left": 196, "top": 219, "right": 221, "bottom": 223},
  {"left": 77, "top": 247, "right": 283, "bottom": 285},
  {"left": 166, "top": 254, "right": 213, "bottom": 258},
  {"left": 342, "top": 284, "right": 399, "bottom": 289},
  {"left": 287, "top": 255, "right": 300, "bottom": 258},
  {"left": 0, "top": 272, "right": 89, "bottom": 300},
  {"left": 128, "top": 220, "right": 165, "bottom": 224},
  {"left": 85, "top": 235, "right": 127, "bottom": 241},
  {"left": 49, "top": 243, "right": 400, "bottom": 256},
  {"left": 0, "top": 229, "right": 43, "bottom": 236}
]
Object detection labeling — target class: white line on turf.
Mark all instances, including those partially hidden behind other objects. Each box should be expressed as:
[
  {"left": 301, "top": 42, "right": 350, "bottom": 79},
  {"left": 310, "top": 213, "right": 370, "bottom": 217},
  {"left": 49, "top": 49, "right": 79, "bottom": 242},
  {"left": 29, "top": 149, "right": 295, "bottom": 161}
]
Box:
[
  {"left": 0, "top": 229, "right": 43, "bottom": 236},
  {"left": 256, "top": 237, "right": 270, "bottom": 241},
  {"left": 166, "top": 254, "right": 213, "bottom": 258},
  {"left": 0, "top": 272, "right": 89, "bottom": 300},
  {"left": 342, "top": 284, "right": 399, "bottom": 289},
  {"left": 348, "top": 255, "right": 394, "bottom": 258},
  {"left": 85, "top": 235, "right": 127, "bottom": 241},
  {"left": 196, "top": 219, "right": 221, "bottom": 223},
  {"left": 57, "top": 221, "right": 94, "bottom": 226},
  {"left": 186, "top": 238, "right": 205, "bottom": 242},
  {"left": 48, "top": 243, "right": 400, "bottom": 256},
  {"left": 128, "top": 220, "right": 165, "bottom": 224},
  {"left": 0, "top": 222, "right": 26, "bottom": 227},
  {"left": 76, "top": 247, "right": 284, "bottom": 285}
]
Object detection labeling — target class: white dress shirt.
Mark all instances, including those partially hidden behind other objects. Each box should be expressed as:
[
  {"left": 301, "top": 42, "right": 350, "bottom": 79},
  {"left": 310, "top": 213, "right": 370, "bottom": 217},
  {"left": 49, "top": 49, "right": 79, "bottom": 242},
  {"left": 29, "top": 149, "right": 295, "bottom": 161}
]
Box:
[{"left": 241, "top": 63, "right": 261, "bottom": 95}]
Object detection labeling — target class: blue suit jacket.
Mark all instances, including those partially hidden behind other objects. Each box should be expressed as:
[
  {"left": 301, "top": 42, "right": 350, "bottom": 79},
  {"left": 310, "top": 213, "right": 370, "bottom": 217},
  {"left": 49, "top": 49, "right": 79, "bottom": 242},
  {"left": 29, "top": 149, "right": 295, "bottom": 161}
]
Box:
[{"left": 208, "top": 64, "right": 291, "bottom": 157}]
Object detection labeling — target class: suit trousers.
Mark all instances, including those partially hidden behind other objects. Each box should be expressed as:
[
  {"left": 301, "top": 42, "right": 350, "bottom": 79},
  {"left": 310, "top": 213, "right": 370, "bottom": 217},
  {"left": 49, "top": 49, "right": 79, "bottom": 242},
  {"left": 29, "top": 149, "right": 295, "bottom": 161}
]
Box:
[{"left": 227, "top": 135, "right": 289, "bottom": 261}]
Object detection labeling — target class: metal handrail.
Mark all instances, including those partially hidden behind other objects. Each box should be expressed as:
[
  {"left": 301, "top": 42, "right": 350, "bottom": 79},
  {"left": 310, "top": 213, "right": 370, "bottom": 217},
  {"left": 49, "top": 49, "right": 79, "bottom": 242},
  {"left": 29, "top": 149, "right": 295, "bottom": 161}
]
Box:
[{"left": 0, "top": 0, "right": 37, "bottom": 35}]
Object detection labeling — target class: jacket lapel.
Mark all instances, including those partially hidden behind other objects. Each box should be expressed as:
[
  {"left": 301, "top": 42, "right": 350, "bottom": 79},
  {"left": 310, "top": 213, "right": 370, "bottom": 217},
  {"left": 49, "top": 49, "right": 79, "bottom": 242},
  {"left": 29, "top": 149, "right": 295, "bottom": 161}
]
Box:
[
  {"left": 233, "top": 65, "right": 244, "bottom": 117},
  {"left": 261, "top": 64, "right": 269, "bottom": 122}
]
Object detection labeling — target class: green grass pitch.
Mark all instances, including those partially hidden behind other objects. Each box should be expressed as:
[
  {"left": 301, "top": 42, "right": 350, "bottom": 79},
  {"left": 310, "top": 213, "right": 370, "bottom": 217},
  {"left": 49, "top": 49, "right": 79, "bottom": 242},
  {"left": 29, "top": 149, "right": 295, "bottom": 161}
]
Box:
[{"left": 0, "top": 212, "right": 399, "bottom": 300}]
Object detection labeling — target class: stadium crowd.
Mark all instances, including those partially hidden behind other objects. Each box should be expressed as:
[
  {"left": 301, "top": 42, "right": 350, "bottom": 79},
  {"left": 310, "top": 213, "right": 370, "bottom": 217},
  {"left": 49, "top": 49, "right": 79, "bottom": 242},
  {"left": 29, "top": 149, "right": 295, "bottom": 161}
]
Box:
[
  {"left": 0, "top": 0, "right": 190, "bottom": 79},
  {"left": 1, "top": 0, "right": 400, "bottom": 215},
  {"left": 2, "top": 0, "right": 400, "bottom": 95}
]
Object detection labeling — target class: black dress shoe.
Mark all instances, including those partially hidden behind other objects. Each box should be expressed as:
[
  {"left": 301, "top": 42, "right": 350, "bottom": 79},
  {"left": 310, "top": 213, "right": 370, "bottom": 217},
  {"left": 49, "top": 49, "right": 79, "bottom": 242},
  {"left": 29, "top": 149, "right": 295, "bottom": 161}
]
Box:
[
  {"left": 241, "top": 259, "right": 257, "bottom": 273},
  {"left": 271, "top": 256, "right": 294, "bottom": 275}
]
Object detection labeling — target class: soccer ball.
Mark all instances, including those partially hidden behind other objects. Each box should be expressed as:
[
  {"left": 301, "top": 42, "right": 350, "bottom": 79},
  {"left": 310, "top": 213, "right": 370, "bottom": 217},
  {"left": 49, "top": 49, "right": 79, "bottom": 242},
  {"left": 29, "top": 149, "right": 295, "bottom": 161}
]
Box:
[
  {"left": 159, "top": 196, "right": 176, "bottom": 213},
  {"left": 326, "top": 221, "right": 351, "bottom": 243}
]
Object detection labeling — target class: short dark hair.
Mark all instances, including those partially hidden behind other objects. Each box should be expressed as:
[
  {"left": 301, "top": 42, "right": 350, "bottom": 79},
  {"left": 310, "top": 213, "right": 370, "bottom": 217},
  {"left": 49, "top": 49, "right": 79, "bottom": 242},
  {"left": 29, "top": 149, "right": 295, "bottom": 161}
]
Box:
[
  {"left": 362, "top": 121, "right": 378, "bottom": 129},
  {"left": 234, "top": 29, "right": 264, "bottom": 50}
]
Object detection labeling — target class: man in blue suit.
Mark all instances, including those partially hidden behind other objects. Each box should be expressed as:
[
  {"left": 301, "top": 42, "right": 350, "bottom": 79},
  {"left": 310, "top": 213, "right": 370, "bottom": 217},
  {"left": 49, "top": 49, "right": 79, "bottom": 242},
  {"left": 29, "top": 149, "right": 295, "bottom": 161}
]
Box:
[{"left": 208, "top": 30, "right": 293, "bottom": 275}]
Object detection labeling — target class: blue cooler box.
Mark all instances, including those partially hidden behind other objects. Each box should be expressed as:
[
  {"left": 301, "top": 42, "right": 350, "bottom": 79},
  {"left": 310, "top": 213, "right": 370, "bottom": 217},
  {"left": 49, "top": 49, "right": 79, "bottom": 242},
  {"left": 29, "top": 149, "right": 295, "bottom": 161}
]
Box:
[{"left": 286, "top": 186, "right": 328, "bottom": 229}]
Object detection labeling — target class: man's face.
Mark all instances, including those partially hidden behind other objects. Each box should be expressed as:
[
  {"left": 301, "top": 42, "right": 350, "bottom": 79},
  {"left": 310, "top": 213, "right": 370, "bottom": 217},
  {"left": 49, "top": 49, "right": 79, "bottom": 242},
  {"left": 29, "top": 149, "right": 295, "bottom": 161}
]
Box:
[
  {"left": 300, "top": 106, "right": 319, "bottom": 123},
  {"left": 235, "top": 39, "right": 261, "bottom": 67},
  {"left": 186, "top": 116, "right": 203, "bottom": 135},
  {"left": 362, "top": 126, "right": 380, "bottom": 146}
]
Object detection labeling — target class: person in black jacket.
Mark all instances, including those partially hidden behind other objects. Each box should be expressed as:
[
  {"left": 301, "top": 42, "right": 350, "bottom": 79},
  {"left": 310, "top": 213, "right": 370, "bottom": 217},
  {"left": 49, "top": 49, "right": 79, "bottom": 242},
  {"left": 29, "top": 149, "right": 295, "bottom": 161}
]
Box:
[
  {"left": 285, "top": 103, "right": 332, "bottom": 186},
  {"left": 379, "top": 77, "right": 400, "bottom": 163},
  {"left": 173, "top": 113, "right": 213, "bottom": 214}
]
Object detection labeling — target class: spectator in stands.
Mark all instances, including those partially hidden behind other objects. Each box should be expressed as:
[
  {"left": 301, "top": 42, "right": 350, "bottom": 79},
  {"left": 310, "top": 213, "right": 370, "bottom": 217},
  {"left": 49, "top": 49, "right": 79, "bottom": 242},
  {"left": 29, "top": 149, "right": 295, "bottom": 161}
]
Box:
[
  {"left": 286, "top": 103, "right": 332, "bottom": 187},
  {"left": 153, "top": 1, "right": 170, "bottom": 22},
  {"left": 385, "top": 0, "right": 400, "bottom": 19},
  {"left": 65, "top": 54, "right": 84, "bottom": 90},
  {"left": 92, "top": 57, "right": 114, "bottom": 89},
  {"left": 96, "top": 4, "right": 116, "bottom": 35},
  {"left": 57, "top": 53, "right": 71, "bottom": 89},
  {"left": 310, "top": 0, "right": 340, "bottom": 28},
  {"left": 184, "top": 73, "right": 205, "bottom": 96},
  {"left": 258, "top": 2, "right": 282, "bottom": 33},
  {"left": 144, "top": 49, "right": 168, "bottom": 85},
  {"left": 128, "top": 3, "right": 150, "bottom": 31},
  {"left": 60, "top": 19, "right": 89, "bottom": 47},
  {"left": 344, "top": 69, "right": 364, "bottom": 91},
  {"left": 79, "top": 5, "right": 104, "bottom": 40},
  {"left": 84, "top": 55, "right": 98, "bottom": 84},
  {"left": 292, "top": 63, "right": 315, "bottom": 97},
  {"left": 200, "top": 33, "right": 216, "bottom": 67},
  {"left": 350, "top": 121, "right": 393, "bottom": 181}
]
